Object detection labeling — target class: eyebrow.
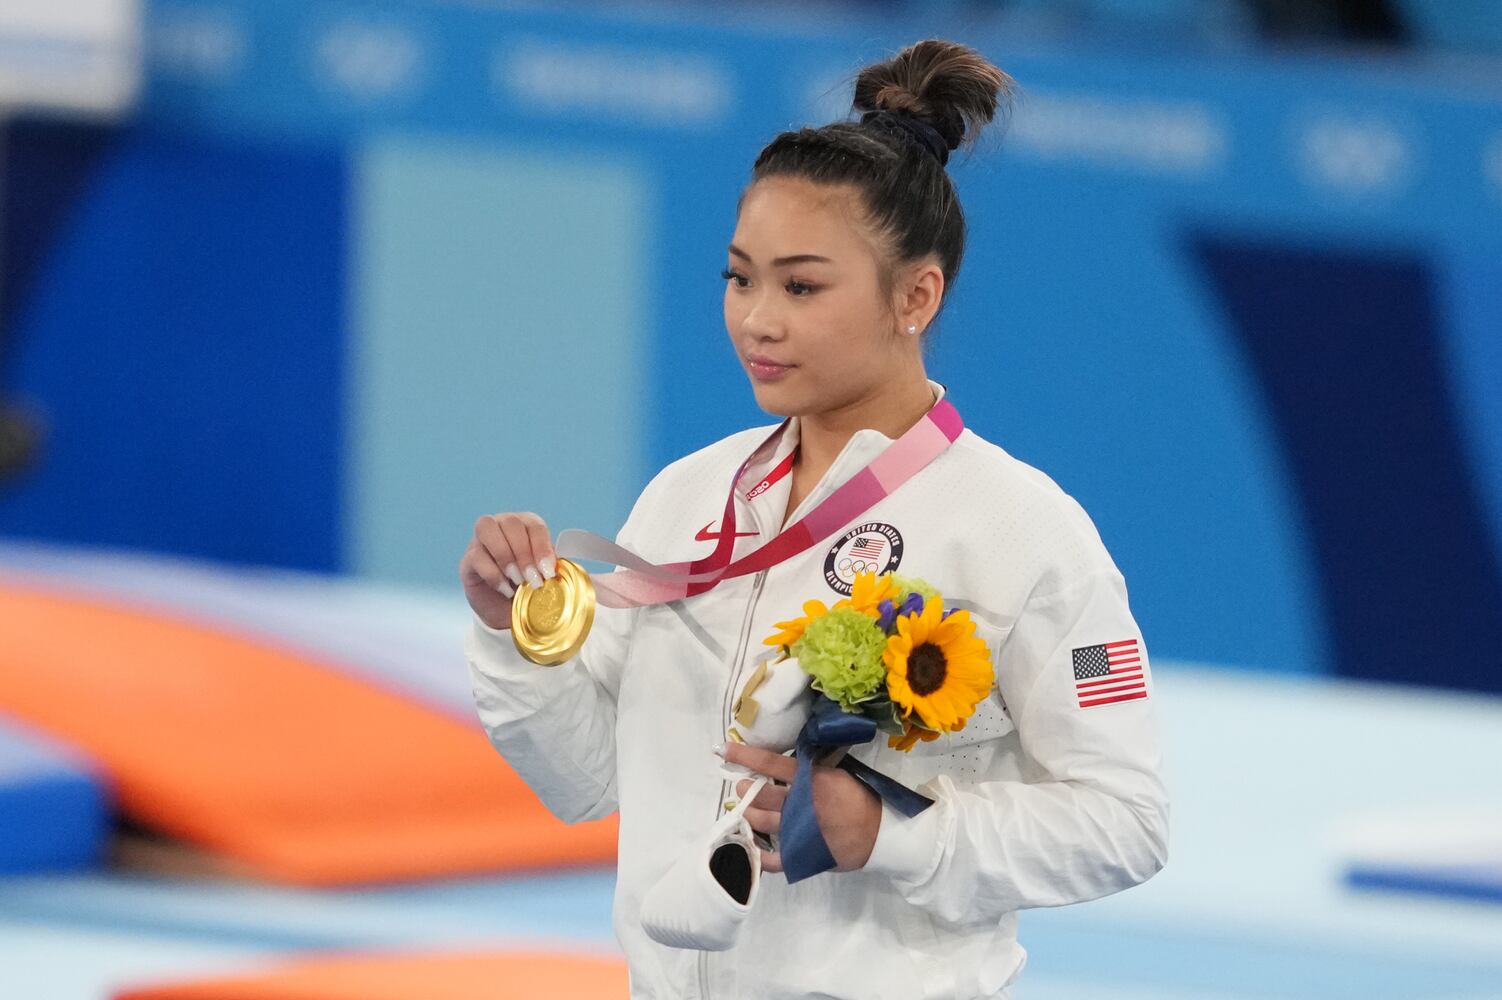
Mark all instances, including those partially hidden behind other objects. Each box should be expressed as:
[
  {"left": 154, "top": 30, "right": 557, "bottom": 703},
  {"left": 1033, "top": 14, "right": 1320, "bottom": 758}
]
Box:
[{"left": 728, "top": 244, "right": 832, "bottom": 267}]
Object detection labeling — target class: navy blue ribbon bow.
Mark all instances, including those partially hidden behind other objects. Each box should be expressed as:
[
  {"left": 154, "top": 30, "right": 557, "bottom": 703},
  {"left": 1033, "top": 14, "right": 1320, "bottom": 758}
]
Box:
[{"left": 778, "top": 694, "right": 935, "bottom": 883}]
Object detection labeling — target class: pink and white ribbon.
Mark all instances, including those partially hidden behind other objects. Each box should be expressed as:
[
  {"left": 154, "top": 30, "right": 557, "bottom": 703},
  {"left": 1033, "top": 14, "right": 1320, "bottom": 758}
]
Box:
[{"left": 556, "top": 400, "right": 964, "bottom": 609}]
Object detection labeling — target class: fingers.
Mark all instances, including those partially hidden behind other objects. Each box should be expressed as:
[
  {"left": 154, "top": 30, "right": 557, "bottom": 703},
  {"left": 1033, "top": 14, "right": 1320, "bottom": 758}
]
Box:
[
  {"left": 723, "top": 741, "right": 798, "bottom": 783},
  {"left": 474, "top": 512, "right": 553, "bottom": 593},
  {"left": 744, "top": 805, "right": 780, "bottom": 836},
  {"left": 522, "top": 515, "right": 557, "bottom": 580},
  {"left": 472, "top": 517, "right": 517, "bottom": 597},
  {"left": 734, "top": 775, "right": 786, "bottom": 835},
  {"left": 760, "top": 850, "right": 783, "bottom": 874},
  {"left": 735, "top": 778, "right": 788, "bottom": 811},
  {"left": 463, "top": 536, "right": 512, "bottom": 597},
  {"left": 495, "top": 515, "right": 539, "bottom": 589}
]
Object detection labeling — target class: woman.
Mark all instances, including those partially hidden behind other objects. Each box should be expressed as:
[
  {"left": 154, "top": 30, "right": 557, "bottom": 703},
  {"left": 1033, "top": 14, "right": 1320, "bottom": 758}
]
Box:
[{"left": 460, "top": 38, "right": 1168, "bottom": 1000}]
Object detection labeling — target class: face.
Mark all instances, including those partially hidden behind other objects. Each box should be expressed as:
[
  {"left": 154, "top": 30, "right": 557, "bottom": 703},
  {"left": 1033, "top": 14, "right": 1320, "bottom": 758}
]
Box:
[{"left": 723, "top": 176, "right": 917, "bottom": 418}]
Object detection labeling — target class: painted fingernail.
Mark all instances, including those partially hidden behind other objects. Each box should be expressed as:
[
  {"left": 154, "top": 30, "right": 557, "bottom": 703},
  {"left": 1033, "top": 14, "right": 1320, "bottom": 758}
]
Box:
[
  {"left": 524, "top": 566, "right": 544, "bottom": 589},
  {"left": 711, "top": 742, "right": 726, "bottom": 759},
  {"left": 495, "top": 578, "right": 515, "bottom": 597},
  {"left": 539, "top": 555, "right": 557, "bottom": 580},
  {"left": 503, "top": 563, "right": 523, "bottom": 587}
]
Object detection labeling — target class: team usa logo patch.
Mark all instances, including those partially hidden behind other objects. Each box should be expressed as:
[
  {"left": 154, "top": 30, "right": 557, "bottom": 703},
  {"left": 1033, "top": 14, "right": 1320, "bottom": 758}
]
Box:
[
  {"left": 1072, "top": 638, "right": 1148, "bottom": 708},
  {"left": 824, "top": 522, "right": 903, "bottom": 596}
]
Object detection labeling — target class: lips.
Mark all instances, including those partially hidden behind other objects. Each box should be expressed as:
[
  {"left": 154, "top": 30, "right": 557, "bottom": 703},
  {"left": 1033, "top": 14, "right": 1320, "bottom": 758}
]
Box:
[{"left": 746, "top": 354, "right": 794, "bottom": 381}]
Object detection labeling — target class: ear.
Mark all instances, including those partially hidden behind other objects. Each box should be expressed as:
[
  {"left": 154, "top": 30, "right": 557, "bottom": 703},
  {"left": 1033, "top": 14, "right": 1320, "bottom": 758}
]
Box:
[{"left": 894, "top": 258, "right": 945, "bottom": 336}]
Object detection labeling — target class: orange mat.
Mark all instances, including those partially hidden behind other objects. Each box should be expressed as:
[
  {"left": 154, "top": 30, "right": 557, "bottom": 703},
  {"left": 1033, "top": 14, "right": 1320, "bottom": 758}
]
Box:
[
  {"left": 0, "top": 583, "right": 617, "bottom": 884},
  {"left": 112, "top": 951, "right": 629, "bottom": 1000}
]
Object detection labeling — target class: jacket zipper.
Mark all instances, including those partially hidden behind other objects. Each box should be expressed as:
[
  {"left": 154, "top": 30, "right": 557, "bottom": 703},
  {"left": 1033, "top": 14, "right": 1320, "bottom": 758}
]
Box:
[
  {"left": 700, "top": 565, "right": 769, "bottom": 999},
  {"left": 718, "top": 567, "right": 771, "bottom": 746},
  {"left": 700, "top": 495, "right": 772, "bottom": 999}
]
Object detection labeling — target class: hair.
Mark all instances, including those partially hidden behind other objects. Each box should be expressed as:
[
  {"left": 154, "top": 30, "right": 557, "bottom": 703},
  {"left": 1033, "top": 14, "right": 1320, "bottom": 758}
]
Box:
[{"left": 746, "top": 39, "right": 1016, "bottom": 321}]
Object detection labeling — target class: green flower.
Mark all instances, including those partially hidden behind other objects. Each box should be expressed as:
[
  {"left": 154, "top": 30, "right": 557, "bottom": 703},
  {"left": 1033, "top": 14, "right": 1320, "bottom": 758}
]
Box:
[
  {"left": 889, "top": 574, "right": 940, "bottom": 603},
  {"left": 792, "top": 606, "right": 889, "bottom": 711}
]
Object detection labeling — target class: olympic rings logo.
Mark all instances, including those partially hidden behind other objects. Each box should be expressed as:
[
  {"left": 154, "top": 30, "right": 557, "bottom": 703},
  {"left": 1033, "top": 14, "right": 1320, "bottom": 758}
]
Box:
[
  {"left": 824, "top": 522, "right": 903, "bottom": 597},
  {"left": 838, "top": 557, "right": 878, "bottom": 577}
]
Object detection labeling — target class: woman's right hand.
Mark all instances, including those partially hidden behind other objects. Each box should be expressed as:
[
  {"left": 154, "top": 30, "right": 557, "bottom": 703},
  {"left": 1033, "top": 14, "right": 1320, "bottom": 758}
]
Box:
[{"left": 460, "top": 512, "right": 558, "bottom": 630}]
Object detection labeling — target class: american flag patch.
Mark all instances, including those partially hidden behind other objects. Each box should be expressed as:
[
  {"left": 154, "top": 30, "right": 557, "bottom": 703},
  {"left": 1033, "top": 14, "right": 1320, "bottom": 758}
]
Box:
[
  {"left": 1072, "top": 639, "right": 1147, "bottom": 709},
  {"left": 849, "top": 537, "right": 886, "bottom": 560}
]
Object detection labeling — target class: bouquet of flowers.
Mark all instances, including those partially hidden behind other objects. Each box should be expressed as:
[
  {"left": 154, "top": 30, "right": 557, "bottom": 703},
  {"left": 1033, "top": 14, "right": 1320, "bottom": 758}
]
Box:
[{"left": 737, "top": 571, "right": 996, "bottom": 753}]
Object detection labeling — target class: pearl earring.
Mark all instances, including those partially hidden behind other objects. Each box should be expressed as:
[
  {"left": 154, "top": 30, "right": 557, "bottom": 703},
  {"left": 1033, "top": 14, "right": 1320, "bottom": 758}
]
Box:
[{"left": 905, "top": 324, "right": 918, "bottom": 336}]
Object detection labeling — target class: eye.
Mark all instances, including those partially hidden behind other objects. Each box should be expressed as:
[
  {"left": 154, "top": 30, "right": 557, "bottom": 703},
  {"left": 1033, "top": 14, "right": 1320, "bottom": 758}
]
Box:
[
  {"left": 721, "top": 267, "right": 750, "bottom": 288},
  {"left": 785, "top": 279, "right": 817, "bottom": 297}
]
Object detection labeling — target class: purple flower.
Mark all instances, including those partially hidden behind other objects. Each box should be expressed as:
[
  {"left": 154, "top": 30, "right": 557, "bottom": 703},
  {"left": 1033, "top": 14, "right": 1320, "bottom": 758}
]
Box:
[{"left": 879, "top": 592, "right": 926, "bottom": 631}]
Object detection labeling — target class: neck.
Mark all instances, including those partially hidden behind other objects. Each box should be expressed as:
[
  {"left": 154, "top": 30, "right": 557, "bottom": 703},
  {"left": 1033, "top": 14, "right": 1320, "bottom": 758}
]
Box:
[{"left": 795, "top": 375, "right": 937, "bottom": 480}]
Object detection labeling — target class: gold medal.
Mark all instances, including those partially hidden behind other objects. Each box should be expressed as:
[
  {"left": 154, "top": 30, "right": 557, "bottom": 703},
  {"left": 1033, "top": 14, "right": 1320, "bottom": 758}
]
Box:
[{"left": 510, "top": 557, "right": 596, "bottom": 666}]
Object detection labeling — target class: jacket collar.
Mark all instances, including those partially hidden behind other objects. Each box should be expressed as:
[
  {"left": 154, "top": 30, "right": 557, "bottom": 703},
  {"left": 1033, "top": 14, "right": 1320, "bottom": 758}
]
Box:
[{"left": 734, "top": 378, "right": 948, "bottom": 511}]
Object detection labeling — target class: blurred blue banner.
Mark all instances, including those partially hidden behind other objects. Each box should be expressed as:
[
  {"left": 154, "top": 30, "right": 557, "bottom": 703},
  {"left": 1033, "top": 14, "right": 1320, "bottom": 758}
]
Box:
[{"left": 3, "top": 0, "right": 1500, "bottom": 693}]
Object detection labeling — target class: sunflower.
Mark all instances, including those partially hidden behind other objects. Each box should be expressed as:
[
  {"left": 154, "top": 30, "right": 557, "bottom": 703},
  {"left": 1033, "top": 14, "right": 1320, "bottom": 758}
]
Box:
[
  {"left": 841, "top": 571, "right": 898, "bottom": 618},
  {"left": 889, "top": 714, "right": 967, "bottom": 751},
  {"left": 888, "top": 719, "right": 942, "bottom": 751},
  {"left": 883, "top": 601, "right": 993, "bottom": 733},
  {"left": 763, "top": 598, "right": 831, "bottom": 650}
]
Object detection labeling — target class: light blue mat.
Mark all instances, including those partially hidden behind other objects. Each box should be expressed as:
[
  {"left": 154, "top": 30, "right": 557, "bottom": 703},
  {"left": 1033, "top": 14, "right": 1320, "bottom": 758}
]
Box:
[{"left": 3, "top": 550, "right": 1502, "bottom": 998}]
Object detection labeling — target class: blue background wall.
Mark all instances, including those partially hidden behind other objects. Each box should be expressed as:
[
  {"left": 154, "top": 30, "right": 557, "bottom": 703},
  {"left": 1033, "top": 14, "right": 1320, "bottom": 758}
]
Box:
[{"left": 1, "top": 0, "right": 1499, "bottom": 692}]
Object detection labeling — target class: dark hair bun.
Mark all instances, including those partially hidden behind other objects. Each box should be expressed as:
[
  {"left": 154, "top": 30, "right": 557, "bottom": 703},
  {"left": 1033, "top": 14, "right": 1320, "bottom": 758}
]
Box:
[{"left": 852, "top": 39, "right": 1016, "bottom": 154}]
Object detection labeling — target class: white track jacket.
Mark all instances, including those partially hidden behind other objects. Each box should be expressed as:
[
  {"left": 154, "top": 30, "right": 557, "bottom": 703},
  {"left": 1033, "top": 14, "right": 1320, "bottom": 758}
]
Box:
[{"left": 466, "top": 383, "right": 1169, "bottom": 999}]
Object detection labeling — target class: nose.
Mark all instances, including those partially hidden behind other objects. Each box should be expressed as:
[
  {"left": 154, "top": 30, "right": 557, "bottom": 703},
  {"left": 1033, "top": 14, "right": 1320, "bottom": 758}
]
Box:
[{"left": 735, "top": 291, "right": 785, "bottom": 343}]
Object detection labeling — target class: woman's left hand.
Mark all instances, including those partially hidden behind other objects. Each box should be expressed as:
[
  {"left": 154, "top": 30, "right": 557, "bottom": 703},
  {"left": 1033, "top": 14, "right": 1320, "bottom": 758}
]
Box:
[{"left": 721, "top": 741, "right": 882, "bottom": 873}]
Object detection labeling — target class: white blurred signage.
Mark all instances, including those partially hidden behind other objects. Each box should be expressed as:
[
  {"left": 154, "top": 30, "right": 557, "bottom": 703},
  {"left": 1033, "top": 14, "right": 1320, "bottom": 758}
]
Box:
[
  {"left": 1293, "top": 112, "right": 1413, "bottom": 197},
  {"left": 495, "top": 38, "right": 733, "bottom": 129},
  {"left": 314, "top": 19, "right": 426, "bottom": 105},
  {"left": 1008, "top": 90, "right": 1229, "bottom": 178},
  {"left": 0, "top": 0, "right": 140, "bottom": 115}
]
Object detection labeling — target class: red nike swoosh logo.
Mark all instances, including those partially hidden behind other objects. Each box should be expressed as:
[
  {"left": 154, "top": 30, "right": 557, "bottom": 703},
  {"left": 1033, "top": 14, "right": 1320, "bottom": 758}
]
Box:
[{"left": 695, "top": 521, "right": 758, "bottom": 542}]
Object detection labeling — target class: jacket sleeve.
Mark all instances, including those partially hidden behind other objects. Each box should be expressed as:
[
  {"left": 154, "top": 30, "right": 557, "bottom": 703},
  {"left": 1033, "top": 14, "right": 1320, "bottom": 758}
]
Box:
[
  {"left": 861, "top": 565, "right": 1170, "bottom": 924},
  {"left": 464, "top": 519, "right": 646, "bottom": 825}
]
